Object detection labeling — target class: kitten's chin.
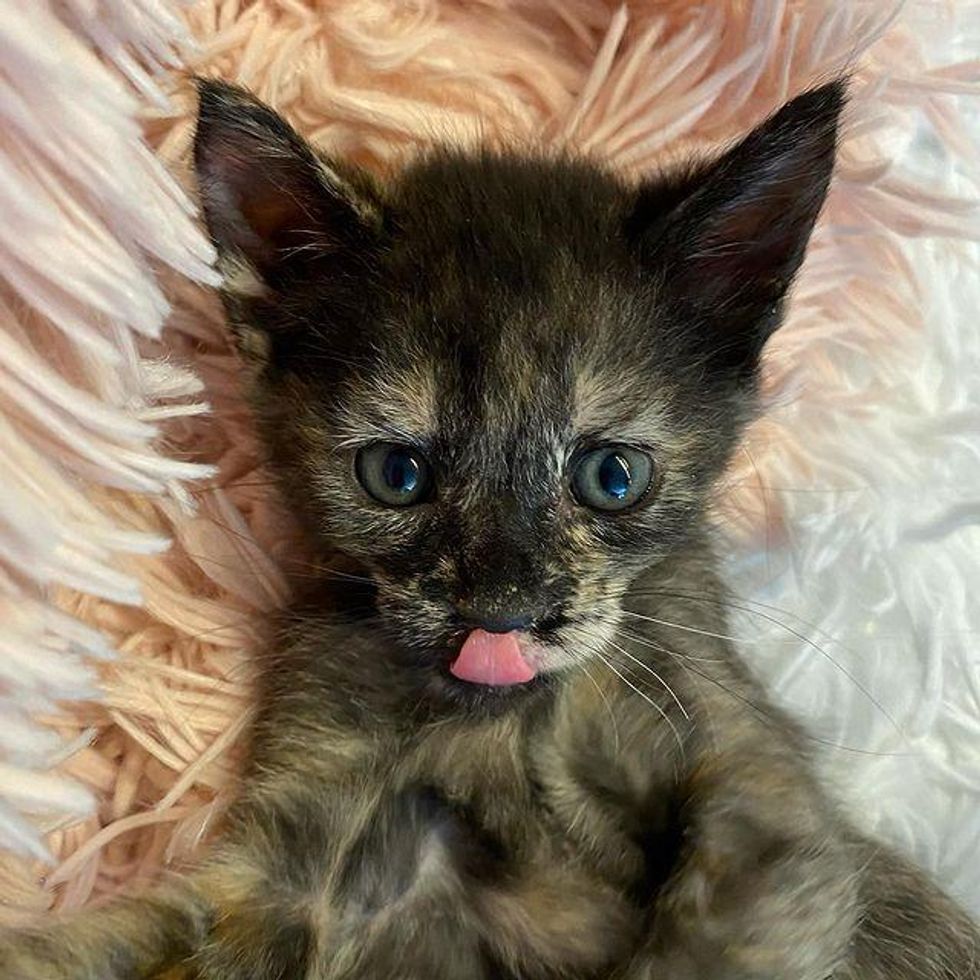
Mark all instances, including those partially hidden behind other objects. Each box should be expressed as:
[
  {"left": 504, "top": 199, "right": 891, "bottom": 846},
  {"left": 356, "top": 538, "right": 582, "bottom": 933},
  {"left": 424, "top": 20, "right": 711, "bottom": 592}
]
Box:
[{"left": 432, "top": 669, "right": 555, "bottom": 717}]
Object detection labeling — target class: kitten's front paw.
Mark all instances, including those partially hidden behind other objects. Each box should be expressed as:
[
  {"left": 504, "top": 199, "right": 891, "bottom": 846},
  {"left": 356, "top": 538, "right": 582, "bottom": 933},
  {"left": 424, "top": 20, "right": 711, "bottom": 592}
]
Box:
[{"left": 648, "top": 830, "right": 859, "bottom": 980}]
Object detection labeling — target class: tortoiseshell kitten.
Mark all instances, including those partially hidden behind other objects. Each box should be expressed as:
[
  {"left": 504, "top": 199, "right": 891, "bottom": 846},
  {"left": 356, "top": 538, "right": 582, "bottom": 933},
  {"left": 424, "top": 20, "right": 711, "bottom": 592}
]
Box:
[{"left": 3, "top": 79, "right": 978, "bottom": 980}]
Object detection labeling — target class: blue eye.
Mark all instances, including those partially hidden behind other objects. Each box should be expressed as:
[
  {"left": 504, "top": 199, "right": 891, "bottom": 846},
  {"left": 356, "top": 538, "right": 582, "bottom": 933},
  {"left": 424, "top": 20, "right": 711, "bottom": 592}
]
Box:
[
  {"left": 598, "top": 452, "right": 631, "bottom": 499},
  {"left": 383, "top": 449, "right": 420, "bottom": 495},
  {"left": 356, "top": 443, "right": 431, "bottom": 506},
  {"left": 572, "top": 446, "right": 653, "bottom": 512}
]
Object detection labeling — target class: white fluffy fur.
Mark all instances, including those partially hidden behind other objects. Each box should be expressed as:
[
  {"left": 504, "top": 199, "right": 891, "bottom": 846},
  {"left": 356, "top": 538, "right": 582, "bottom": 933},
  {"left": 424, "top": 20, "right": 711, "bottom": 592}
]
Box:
[{"left": 0, "top": 0, "right": 216, "bottom": 876}]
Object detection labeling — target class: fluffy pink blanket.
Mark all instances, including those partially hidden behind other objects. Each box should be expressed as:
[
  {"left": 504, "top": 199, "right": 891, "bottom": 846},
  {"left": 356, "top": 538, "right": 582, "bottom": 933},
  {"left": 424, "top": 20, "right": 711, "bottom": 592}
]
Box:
[{"left": 1, "top": 0, "right": 978, "bottom": 923}]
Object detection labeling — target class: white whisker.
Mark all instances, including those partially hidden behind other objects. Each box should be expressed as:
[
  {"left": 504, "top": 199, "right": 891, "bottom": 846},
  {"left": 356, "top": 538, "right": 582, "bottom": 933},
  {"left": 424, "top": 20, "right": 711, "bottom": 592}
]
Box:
[
  {"left": 592, "top": 648, "right": 686, "bottom": 760},
  {"left": 605, "top": 638, "right": 691, "bottom": 721},
  {"left": 617, "top": 627, "right": 726, "bottom": 664},
  {"left": 627, "top": 592, "right": 901, "bottom": 735},
  {"left": 581, "top": 662, "right": 621, "bottom": 755},
  {"left": 619, "top": 608, "right": 742, "bottom": 643}
]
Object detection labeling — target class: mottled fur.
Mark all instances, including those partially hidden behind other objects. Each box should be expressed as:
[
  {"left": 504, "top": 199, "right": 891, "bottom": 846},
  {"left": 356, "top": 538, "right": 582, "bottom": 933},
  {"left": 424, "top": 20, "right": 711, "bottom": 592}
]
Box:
[{"left": 3, "top": 80, "right": 978, "bottom": 979}]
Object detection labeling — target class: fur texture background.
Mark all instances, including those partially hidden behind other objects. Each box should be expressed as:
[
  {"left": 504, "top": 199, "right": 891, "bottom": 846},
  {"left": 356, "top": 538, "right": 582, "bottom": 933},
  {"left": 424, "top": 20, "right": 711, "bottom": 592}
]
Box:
[{"left": 0, "top": 0, "right": 978, "bottom": 924}]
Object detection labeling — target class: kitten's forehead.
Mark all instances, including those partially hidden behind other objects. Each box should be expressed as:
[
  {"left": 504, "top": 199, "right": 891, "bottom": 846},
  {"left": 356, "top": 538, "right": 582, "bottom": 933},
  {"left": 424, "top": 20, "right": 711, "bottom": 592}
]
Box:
[
  {"left": 335, "top": 324, "right": 669, "bottom": 460},
  {"left": 336, "top": 239, "right": 672, "bottom": 456}
]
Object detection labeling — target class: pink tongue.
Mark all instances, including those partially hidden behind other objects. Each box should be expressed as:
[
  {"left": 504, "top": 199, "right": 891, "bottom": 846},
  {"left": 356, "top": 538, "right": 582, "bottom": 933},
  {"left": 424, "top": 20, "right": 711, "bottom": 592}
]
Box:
[{"left": 450, "top": 629, "right": 536, "bottom": 686}]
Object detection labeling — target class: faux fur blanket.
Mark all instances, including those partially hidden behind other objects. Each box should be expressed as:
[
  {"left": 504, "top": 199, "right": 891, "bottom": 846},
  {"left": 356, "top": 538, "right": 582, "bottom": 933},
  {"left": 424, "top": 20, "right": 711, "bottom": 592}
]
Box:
[{"left": 1, "top": 0, "right": 978, "bottom": 923}]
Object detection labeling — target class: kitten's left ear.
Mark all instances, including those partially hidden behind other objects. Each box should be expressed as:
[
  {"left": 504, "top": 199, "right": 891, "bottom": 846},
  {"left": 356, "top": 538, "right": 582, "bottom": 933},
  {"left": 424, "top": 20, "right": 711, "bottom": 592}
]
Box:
[
  {"left": 193, "top": 79, "right": 381, "bottom": 297},
  {"left": 631, "top": 81, "right": 846, "bottom": 370}
]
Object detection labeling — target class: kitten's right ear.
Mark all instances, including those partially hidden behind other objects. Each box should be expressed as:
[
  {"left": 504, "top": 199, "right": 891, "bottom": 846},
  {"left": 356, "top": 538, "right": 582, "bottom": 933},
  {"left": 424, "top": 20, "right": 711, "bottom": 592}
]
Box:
[{"left": 193, "top": 79, "right": 381, "bottom": 300}]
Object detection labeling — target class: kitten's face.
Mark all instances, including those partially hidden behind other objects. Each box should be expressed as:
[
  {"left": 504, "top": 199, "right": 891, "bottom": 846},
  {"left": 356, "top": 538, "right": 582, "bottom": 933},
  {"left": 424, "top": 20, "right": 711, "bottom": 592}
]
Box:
[
  {"left": 195, "top": 81, "right": 841, "bottom": 703},
  {"left": 266, "top": 224, "right": 732, "bottom": 685}
]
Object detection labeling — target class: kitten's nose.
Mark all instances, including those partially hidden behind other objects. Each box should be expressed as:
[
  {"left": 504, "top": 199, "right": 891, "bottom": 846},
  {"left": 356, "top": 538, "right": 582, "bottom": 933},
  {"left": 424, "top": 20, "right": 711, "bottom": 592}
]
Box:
[{"left": 456, "top": 607, "right": 536, "bottom": 634}]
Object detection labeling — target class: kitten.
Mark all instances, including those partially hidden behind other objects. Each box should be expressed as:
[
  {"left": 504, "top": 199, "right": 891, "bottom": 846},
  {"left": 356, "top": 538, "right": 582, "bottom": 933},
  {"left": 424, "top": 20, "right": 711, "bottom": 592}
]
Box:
[{"left": 3, "top": 79, "right": 978, "bottom": 980}]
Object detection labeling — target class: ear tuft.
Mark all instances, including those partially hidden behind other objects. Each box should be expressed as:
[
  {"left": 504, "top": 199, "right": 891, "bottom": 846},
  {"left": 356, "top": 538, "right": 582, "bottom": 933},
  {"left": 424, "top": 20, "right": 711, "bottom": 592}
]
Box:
[{"left": 193, "top": 78, "right": 380, "bottom": 296}]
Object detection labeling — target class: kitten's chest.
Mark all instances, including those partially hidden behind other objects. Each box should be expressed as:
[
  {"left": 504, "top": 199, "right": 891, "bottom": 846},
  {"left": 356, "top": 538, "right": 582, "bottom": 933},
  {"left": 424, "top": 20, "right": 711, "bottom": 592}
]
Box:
[{"left": 332, "top": 692, "right": 674, "bottom": 977}]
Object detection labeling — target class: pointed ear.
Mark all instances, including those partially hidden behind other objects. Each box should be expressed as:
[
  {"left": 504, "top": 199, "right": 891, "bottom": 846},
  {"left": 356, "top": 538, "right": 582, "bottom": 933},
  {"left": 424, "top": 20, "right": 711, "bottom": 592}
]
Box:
[
  {"left": 631, "top": 81, "right": 845, "bottom": 371},
  {"left": 193, "top": 79, "right": 381, "bottom": 298}
]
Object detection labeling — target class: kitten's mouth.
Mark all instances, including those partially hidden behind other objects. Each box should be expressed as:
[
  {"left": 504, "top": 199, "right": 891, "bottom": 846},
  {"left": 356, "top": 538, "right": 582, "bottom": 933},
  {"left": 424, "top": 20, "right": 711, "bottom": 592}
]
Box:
[{"left": 449, "top": 629, "right": 537, "bottom": 687}]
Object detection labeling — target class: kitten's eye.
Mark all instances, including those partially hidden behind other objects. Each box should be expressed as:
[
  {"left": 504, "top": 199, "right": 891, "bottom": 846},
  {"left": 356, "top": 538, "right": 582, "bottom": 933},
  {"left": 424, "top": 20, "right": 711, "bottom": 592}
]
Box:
[
  {"left": 571, "top": 446, "right": 653, "bottom": 512},
  {"left": 356, "top": 442, "right": 432, "bottom": 506}
]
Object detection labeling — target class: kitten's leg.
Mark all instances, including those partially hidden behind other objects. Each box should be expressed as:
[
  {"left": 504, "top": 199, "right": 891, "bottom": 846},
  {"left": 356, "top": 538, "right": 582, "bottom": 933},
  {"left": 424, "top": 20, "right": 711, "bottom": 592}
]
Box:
[
  {"left": 553, "top": 662, "right": 859, "bottom": 978},
  {"left": 0, "top": 845, "right": 313, "bottom": 980},
  {"left": 607, "top": 674, "right": 979, "bottom": 977},
  {"left": 629, "top": 751, "right": 861, "bottom": 980},
  {"left": 617, "top": 577, "right": 980, "bottom": 979},
  {"left": 836, "top": 844, "right": 980, "bottom": 980},
  {"left": 632, "top": 834, "right": 980, "bottom": 980},
  {"left": 0, "top": 879, "right": 210, "bottom": 980},
  {"left": 602, "top": 592, "right": 862, "bottom": 976},
  {"left": 172, "top": 844, "right": 314, "bottom": 980}
]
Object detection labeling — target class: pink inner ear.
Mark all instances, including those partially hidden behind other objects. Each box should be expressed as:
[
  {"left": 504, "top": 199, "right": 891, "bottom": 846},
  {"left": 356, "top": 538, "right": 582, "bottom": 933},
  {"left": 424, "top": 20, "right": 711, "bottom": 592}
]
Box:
[
  {"left": 450, "top": 630, "right": 536, "bottom": 686},
  {"left": 697, "top": 203, "right": 801, "bottom": 282},
  {"left": 242, "top": 180, "right": 309, "bottom": 245},
  {"left": 208, "top": 149, "right": 316, "bottom": 257},
  {"left": 198, "top": 127, "right": 323, "bottom": 269}
]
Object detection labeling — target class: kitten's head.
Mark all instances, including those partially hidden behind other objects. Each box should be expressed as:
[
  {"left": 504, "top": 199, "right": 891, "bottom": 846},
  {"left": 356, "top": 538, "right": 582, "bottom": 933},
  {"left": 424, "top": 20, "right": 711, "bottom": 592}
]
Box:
[{"left": 194, "top": 79, "right": 843, "bottom": 705}]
